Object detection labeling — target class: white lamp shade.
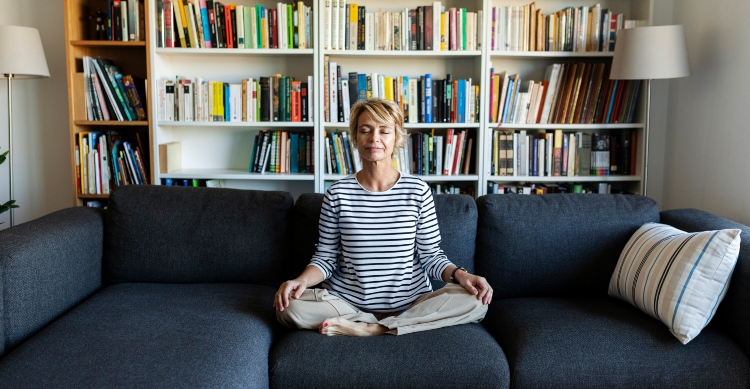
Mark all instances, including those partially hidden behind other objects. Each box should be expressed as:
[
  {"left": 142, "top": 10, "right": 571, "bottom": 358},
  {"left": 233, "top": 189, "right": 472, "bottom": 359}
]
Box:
[
  {"left": 0, "top": 25, "right": 50, "bottom": 79},
  {"left": 610, "top": 25, "right": 691, "bottom": 80}
]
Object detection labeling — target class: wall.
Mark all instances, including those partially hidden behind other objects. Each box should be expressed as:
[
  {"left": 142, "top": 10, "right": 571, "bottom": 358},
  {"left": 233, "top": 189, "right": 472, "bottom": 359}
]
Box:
[
  {"left": 0, "top": 0, "right": 72, "bottom": 229},
  {"left": 1, "top": 0, "right": 748, "bottom": 228},
  {"left": 660, "top": 0, "right": 750, "bottom": 225}
]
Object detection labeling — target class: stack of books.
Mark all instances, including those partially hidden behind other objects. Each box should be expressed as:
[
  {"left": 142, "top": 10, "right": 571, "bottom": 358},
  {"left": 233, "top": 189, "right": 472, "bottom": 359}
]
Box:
[{"left": 82, "top": 56, "right": 146, "bottom": 121}]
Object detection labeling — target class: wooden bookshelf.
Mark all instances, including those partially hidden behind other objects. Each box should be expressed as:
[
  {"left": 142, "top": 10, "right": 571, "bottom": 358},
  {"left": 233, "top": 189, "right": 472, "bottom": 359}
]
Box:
[{"left": 64, "top": 0, "right": 154, "bottom": 206}]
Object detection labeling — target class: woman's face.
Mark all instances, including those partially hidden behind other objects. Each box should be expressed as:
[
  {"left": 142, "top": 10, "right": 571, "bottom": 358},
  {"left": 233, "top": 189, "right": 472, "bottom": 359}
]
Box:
[{"left": 356, "top": 110, "right": 396, "bottom": 164}]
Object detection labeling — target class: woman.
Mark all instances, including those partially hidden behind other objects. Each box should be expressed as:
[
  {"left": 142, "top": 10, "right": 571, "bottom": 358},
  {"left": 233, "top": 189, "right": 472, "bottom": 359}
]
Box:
[{"left": 275, "top": 98, "right": 492, "bottom": 336}]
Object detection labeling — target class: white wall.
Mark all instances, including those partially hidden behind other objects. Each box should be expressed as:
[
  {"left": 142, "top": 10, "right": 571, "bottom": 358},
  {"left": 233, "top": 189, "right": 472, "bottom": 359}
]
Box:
[
  {"left": 658, "top": 0, "right": 750, "bottom": 226},
  {"left": 0, "top": 0, "right": 72, "bottom": 229}
]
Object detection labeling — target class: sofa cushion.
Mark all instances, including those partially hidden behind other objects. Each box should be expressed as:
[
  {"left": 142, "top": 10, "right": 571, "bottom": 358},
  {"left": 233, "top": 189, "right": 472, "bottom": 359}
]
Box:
[
  {"left": 269, "top": 323, "right": 509, "bottom": 388},
  {"left": 0, "top": 283, "right": 280, "bottom": 388},
  {"left": 484, "top": 297, "right": 750, "bottom": 388},
  {"left": 660, "top": 208, "right": 750, "bottom": 357},
  {"left": 293, "top": 193, "right": 477, "bottom": 290},
  {"left": 475, "top": 194, "right": 660, "bottom": 299},
  {"left": 608, "top": 223, "right": 741, "bottom": 344},
  {"left": 104, "top": 185, "right": 295, "bottom": 287}
]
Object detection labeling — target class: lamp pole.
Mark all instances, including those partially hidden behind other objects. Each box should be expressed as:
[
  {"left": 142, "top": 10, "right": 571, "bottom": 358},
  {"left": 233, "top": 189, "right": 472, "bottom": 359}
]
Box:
[
  {"left": 643, "top": 78, "right": 651, "bottom": 197},
  {"left": 5, "top": 73, "right": 13, "bottom": 227}
]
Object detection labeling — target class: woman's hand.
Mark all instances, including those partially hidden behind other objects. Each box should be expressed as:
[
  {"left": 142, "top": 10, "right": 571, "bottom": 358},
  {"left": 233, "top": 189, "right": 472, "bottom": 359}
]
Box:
[
  {"left": 456, "top": 271, "right": 493, "bottom": 305},
  {"left": 274, "top": 279, "right": 307, "bottom": 312}
]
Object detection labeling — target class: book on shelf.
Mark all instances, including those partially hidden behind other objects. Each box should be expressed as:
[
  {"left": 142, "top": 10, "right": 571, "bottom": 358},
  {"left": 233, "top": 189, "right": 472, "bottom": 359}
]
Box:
[
  {"left": 489, "top": 2, "right": 647, "bottom": 52},
  {"left": 324, "top": 128, "right": 473, "bottom": 177},
  {"left": 94, "top": 0, "right": 145, "bottom": 42},
  {"left": 486, "top": 181, "right": 622, "bottom": 195},
  {"left": 325, "top": 61, "right": 479, "bottom": 124},
  {"left": 490, "top": 129, "right": 635, "bottom": 179},
  {"left": 249, "top": 130, "right": 314, "bottom": 173},
  {"left": 324, "top": 1, "right": 480, "bottom": 51},
  {"left": 81, "top": 56, "right": 147, "bottom": 122},
  {"left": 76, "top": 130, "right": 149, "bottom": 195},
  {"left": 488, "top": 62, "right": 641, "bottom": 125},
  {"left": 158, "top": 74, "right": 312, "bottom": 123},
  {"left": 156, "top": 0, "right": 312, "bottom": 49}
]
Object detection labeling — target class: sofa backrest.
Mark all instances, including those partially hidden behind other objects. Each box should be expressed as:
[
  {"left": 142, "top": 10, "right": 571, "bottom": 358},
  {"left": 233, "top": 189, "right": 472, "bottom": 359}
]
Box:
[
  {"left": 292, "top": 193, "right": 477, "bottom": 289},
  {"left": 476, "top": 194, "right": 659, "bottom": 299},
  {"left": 104, "top": 185, "right": 295, "bottom": 287}
]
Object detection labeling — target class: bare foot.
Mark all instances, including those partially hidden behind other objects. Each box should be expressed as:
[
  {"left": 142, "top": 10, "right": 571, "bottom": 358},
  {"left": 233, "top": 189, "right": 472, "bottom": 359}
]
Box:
[{"left": 319, "top": 317, "right": 387, "bottom": 337}]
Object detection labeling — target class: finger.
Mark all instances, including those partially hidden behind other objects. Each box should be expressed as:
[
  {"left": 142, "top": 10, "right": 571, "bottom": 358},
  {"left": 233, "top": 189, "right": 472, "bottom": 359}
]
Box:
[
  {"left": 294, "top": 285, "right": 304, "bottom": 299},
  {"left": 463, "top": 279, "right": 479, "bottom": 296},
  {"left": 476, "top": 282, "right": 488, "bottom": 301}
]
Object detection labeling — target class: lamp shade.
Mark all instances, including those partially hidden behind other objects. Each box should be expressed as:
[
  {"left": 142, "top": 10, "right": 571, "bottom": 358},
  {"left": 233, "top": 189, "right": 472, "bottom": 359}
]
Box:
[
  {"left": 0, "top": 25, "right": 50, "bottom": 79},
  {"left": 610, "top": 25, "right": 691, "bottom": 80}
]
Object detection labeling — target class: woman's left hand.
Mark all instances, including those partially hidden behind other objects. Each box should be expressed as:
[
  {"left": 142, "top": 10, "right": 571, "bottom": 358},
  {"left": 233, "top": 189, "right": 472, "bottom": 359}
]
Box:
[{"left": 456, "top": 271, "right": 493, "bottom": 305}]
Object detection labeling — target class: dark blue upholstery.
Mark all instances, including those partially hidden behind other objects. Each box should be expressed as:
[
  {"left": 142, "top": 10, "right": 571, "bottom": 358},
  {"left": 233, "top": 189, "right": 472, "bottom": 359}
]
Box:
[
  {"left": 475, "top": 194, "right": 660, "bottom": 299},
  {"left": 483, "top": 297, "right": 750, "bottom": 389},
  {"left": 292, "top": 193, "right": 477, "bottom": 289},
  {"left": 660, "top": 208, "right": 750, "bottom": 357},
  {"left": 104, "top": 185, "right": 295, "bottom": 287},
  {"left": 0, "top": 207, "right": 103, "bottom": 357},
  {"left": 0, "top": 283, "right": 279, "bottom": 388},
  {"left": 270, "top": 323, "right": 509, "bottom": 389}
]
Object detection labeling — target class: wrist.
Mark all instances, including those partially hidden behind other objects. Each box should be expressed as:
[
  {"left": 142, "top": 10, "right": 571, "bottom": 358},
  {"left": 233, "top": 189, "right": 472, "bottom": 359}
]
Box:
[{"left": 450, "top": 267, "right": 467, "bottom": 284}]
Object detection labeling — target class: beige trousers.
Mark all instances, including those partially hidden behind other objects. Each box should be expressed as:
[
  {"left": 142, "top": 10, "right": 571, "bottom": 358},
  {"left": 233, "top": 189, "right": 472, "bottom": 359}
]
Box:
[{"left": 276, "top": 284, "right": 488, "bottom": 335}]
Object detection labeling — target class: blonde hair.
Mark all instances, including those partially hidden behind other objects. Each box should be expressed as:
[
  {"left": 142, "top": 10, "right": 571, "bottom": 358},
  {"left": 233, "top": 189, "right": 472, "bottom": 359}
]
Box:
[{"left": 348, "top": 98, "right": 408, "bottom": 153}]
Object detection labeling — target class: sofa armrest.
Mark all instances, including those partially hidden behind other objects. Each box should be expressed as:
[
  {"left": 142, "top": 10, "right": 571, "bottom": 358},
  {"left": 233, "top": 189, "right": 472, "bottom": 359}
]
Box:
[
  {"left": 0, "top": 207, "right": 104, "bottom": 357},
  {"left": 660, "top": 208, "right": 750, "bottom": 355}
]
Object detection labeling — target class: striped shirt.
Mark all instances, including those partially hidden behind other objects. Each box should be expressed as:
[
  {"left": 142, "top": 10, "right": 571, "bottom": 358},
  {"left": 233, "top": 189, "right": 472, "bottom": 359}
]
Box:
[{"left": 309, "top": 173, "right": 453, "bottom": 313}]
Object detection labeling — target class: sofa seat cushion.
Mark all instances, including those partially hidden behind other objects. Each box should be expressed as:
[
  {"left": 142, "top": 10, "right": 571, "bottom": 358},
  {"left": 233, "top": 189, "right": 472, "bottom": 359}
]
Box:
[
  {"left": 0, "top": 283, "right": 279, "bottom": 388},
  {"left": 484, "top": 298, "right": 750, "bottom": 389},
  {"left": 270, "top": 323, "right": 509, "bottom": 388}
]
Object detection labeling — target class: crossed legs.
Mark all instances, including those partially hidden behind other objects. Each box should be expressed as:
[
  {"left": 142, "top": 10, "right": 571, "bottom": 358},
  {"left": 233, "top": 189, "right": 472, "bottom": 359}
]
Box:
[{"left": 276, "top": 284, "right": 488, "bottom": 336}]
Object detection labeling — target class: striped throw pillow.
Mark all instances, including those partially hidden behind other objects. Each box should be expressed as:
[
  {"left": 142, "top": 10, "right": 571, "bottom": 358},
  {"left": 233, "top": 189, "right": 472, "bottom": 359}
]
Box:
[{"left": 608, "top": 223, "right": 741, "bottom": 344}]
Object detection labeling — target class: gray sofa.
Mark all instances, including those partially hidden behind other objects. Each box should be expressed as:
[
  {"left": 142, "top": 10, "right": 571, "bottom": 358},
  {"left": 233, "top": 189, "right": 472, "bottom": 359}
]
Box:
[{"left": 0, "top": 185, "right": 747, "bottom": 388}]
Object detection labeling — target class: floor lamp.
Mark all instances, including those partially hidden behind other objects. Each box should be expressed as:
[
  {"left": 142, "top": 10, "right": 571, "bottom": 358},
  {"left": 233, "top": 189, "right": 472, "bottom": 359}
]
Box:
[
  {"left": 0, "top": 26, "right": 50, "bottom": 227},
  {"left": 609, "top": 25, "right": 691, "bottom": 197}
]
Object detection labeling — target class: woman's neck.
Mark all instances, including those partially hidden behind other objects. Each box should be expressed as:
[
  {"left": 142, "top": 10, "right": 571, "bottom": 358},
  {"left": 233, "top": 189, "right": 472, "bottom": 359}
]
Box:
[{"left": 356, "top": 162, "right": 400, "bottom": 192}]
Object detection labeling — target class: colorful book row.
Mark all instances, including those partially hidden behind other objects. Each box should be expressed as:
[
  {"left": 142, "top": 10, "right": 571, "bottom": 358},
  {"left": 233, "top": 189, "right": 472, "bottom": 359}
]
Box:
[
  {"left": 157, "top": 0, "right": 312, "bottom": 49},
  {"left": 157, "top": 75, "right": 313, "bottom": 122},
  {"left": 324, "top": 1, "right": 481, "bottom": 51},
  {"left": 489, "top": 3, "right": 647, "bottom": 52},
  {"left": 249, "top": 130, "right": 314, "bottom": 173},
  {"left": 490, "top": 129, "right": 637, "bottom": 178},
  {"left": 489, "top": 62, "right": 641, "bottom": 125},
  {"left": 76, "top": 130, "right": 149, "bottom": 195},
  {"left": 83, "top": 56, "right": 146, "bottom": 122},
  {"left": 325, "top": 59, "right": 479, "bottom": 124}
]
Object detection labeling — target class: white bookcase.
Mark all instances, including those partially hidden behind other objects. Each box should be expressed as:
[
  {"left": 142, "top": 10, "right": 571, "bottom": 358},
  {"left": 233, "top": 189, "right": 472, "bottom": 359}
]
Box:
[{"left": 146, "top": 0, "right": 653, "bottom": 198}]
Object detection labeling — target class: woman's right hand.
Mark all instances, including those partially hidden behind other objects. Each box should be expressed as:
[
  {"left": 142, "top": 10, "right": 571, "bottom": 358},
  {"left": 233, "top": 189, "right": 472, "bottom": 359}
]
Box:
[{"left": 274, "top": 279, "right": 307, "bottom": 312}]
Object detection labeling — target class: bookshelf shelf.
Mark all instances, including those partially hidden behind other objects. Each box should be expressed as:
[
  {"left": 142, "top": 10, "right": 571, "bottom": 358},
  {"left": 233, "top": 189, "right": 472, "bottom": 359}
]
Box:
[
  {"left": 154, "top": 48, "right": 315, "bottom": 56},
  {"left": 488, "top": 175, "right": 641, "bottom": 183},
  {"left": 324, "top": 122, "right": 481, "bottom": 129},
  {"left": 323, "top": 50, "right": 482, "bottom": 58},
  {"left": 159, "top": 121, "right": 315, "bottom": 128},
  {"left": 162, "top": 169, "right": 315, "bottom": 181},
  {"left": 77, "top": 194, "right": 110, "bottom": 199},
  {"left": 74, "top": 120, "right": 150, "bottom": 126},
  {"left": 489, "top": 51, "right": 615, "bottom": 58},
  {"left": 71, "top": 40, "right": 147, "bottom": 48},
  {"left": 487, "top": 123, "right": 644, "bottom": 130},
  {"left": 324, "top": 174, "right": 479, "bottom": 182}
]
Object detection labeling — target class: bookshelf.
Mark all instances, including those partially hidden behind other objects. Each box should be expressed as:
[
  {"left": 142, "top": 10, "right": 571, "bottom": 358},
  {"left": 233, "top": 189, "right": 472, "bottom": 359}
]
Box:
[
  {"left": 64, "top": 0, "right": 153, "bottom": 206},
  {"left": 93, "top": 0, "right": 652, "bottom": 200}
]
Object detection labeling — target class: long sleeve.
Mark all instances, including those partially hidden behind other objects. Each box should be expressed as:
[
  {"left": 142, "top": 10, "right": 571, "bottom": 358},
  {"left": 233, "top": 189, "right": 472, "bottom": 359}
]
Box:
[
  {"left": 416, "top": 187, "right": 453, "bottom": 280},
  {"left": 308, "top": 190, "right": 340, "bottom": 279}
]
